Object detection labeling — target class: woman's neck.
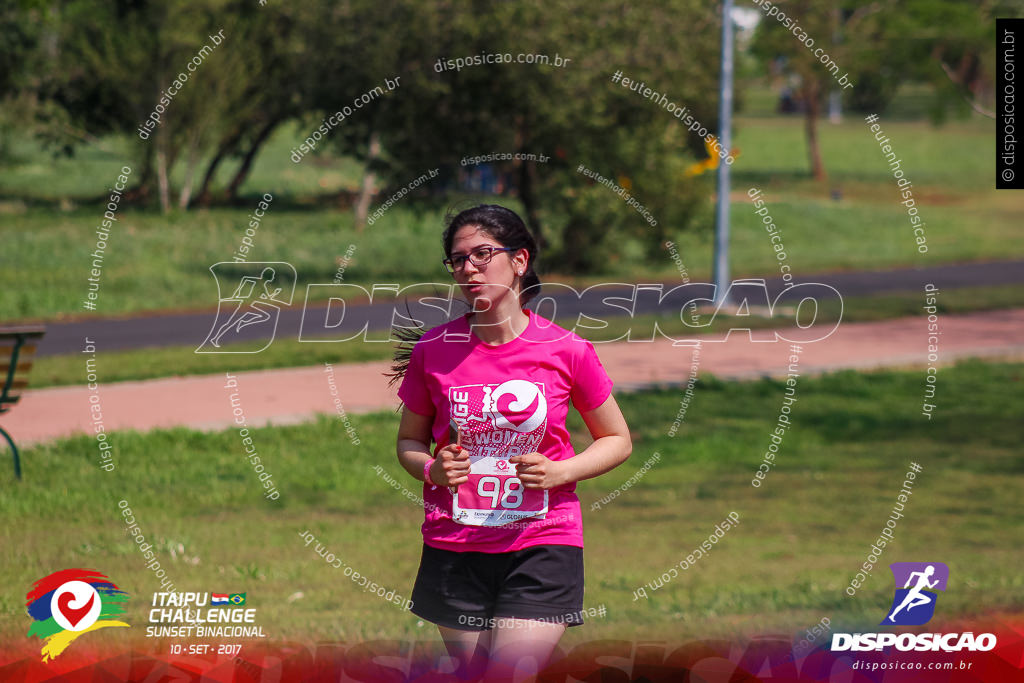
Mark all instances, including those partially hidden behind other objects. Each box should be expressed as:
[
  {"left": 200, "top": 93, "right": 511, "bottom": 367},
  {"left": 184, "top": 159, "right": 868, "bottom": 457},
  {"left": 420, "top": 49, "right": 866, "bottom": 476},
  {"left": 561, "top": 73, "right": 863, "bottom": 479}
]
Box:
[{"left": 468, "top": 300, "right": 529, "bottom": 346}]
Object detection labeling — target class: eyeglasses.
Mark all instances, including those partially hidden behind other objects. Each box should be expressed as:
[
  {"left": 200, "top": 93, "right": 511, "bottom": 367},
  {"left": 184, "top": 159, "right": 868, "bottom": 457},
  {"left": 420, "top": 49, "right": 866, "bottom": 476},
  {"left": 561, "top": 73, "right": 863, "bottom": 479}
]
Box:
[{"left": 442, "top": 246, "right": 516, "bottom": 274}]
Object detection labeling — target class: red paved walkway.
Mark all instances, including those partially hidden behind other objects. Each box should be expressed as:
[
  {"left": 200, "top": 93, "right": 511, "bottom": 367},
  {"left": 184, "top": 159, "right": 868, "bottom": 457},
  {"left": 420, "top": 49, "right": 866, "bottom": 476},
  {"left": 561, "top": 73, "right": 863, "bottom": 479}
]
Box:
[{"left": 8, "top": 309, "right": 1024, "bottom": 447}]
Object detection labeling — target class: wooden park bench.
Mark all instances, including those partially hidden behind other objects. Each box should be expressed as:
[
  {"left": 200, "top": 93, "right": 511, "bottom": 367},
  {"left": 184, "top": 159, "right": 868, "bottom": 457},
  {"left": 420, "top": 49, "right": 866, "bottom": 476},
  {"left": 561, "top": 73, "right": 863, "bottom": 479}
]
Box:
[{"left": 1, "top": 325, "right": 45, "bottom": 480}]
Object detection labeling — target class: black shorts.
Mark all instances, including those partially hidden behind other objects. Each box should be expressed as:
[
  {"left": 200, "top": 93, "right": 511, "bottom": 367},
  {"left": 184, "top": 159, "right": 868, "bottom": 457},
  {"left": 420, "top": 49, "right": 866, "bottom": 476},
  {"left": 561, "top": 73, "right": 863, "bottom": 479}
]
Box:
[{"left": 410, "top": 543, "right": 585, "bottom": 631}]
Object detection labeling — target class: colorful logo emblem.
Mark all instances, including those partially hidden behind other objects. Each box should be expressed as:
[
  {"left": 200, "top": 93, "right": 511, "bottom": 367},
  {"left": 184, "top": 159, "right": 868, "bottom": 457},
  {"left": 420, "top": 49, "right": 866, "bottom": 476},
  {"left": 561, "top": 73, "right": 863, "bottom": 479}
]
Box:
[
  {"left": 26, "top": 569, "right": 129, "bottom": 661},
  {"left": 882, "top": 562, "right": 949, "bottom": 625}
]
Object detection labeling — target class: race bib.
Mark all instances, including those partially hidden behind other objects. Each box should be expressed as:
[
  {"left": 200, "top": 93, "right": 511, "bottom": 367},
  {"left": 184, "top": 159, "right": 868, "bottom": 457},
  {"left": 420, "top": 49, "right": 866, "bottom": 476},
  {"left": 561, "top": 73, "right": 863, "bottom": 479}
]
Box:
[
  {"left": 452, "top": 456, "right": 548, "bottom": 526},
  {"left": 448, "top": 379, "right": 549, "bottom": 527}
]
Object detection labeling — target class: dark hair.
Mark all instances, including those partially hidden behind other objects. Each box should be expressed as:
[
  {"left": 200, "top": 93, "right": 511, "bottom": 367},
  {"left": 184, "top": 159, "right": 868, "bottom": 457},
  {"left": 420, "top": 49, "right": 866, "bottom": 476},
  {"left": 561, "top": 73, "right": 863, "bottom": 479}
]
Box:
[{"left": 385, "top": 204, "right": 542, "bottom": 389}]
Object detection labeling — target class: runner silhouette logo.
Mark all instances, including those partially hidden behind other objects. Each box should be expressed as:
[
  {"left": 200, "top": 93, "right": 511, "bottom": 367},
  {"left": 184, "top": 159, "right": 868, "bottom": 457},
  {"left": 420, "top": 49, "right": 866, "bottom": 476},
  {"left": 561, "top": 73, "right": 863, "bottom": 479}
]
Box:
[
  {"left": 197, "top": 262, "right": 296, "bottom": 354},
  {"left": 882, "top": 562, "right": 949, "bottom": 626}
]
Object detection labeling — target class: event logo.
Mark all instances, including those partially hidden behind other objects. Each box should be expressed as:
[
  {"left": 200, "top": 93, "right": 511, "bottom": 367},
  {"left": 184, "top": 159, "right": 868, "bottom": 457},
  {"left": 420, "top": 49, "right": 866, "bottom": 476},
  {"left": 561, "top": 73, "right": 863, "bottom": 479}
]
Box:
[
  {"left": 146, "top": 590, "right": 265, "bottom": 639},
  {"left": 197, "top": 262, "right": 296, "bottom": 353},
  {"left": 832, "top": 561, "right": 996, "bottom": 652},
  {"left": 487, "top": 379, "right": 548, "bottom": 433},
  {"left": 26, "top": 569, "right": 129, "bottom": 662},
  {"left": 883, "top": 561, "right": 948, "bottom": 626}
]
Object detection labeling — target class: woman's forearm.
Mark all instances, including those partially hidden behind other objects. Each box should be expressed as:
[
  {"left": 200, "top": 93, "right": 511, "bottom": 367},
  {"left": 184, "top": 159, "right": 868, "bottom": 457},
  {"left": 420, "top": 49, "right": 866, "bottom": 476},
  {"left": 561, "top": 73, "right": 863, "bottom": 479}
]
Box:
[
  {"left": 397, "top": 438, "right": 433, "bottom": 481},
  {"left": 560, "top": 434, "right": 632, "bottom": 485}
]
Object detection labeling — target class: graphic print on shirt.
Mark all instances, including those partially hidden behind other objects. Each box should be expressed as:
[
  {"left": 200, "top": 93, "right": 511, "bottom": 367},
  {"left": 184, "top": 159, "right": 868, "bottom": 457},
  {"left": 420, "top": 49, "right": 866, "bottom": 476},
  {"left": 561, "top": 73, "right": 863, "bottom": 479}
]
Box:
[{"left": 449, "top": 379, "right": 549, "bottom": 526}]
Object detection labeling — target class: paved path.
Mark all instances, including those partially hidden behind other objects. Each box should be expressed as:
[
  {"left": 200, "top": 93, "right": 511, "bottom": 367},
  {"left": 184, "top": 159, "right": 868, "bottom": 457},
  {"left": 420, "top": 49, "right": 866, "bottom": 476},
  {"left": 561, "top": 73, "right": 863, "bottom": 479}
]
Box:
[
  {"left": 30, "top": 259, "right": 1024, "bottom": 356},
  {"left": 8, "top": 308, "right": 1023, "bottom": 448}
]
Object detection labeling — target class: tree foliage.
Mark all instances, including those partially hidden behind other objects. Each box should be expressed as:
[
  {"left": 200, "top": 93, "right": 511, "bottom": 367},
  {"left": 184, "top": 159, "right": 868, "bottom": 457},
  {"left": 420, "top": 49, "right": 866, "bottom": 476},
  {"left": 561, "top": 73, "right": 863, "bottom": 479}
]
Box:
[
  {"left": 750, "top": 0, "right": 1022, "bottom": 180},
  {"left": 4, "top": 0, "right": 1004, "bottom": 273}
]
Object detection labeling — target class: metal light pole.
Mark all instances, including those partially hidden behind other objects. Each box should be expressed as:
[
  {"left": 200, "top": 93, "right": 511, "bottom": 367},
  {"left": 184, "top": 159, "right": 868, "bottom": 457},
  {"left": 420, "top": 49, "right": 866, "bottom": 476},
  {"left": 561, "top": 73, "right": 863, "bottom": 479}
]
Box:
[{"left": 712, "top": 0, "right": 734, "bottom": 307}]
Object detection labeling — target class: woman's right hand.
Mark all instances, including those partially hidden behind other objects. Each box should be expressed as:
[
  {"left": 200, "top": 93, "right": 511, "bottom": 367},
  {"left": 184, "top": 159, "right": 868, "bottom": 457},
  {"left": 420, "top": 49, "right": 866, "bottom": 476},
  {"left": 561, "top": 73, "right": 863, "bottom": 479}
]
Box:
[{"left": 429, "top": 444, "right": 470, "bottom": 487}]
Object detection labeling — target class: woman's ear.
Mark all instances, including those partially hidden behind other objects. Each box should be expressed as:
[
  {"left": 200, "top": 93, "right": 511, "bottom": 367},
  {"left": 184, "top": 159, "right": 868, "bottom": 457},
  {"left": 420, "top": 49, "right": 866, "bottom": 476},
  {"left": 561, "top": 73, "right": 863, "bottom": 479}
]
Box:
[{"left": 515, "top": 248, "right": 529, "bottom": 274}]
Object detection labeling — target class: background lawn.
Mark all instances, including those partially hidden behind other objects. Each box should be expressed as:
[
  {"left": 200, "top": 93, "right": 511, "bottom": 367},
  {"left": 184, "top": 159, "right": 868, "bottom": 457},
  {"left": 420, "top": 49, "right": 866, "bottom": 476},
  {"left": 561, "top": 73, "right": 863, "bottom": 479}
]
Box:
[
  {"left": 2, "top": 358, "right": 1019, "bottom": 648},
  {"left": 1, "top": 88, "right": 1012, "bottom": 322}
]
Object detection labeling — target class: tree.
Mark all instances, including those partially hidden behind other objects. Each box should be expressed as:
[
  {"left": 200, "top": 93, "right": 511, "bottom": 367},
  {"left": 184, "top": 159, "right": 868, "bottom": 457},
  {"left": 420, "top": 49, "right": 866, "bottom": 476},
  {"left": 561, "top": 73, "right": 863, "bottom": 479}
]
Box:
[
  {"left": 750, "top": 0, "right": 845, "bottom": 181},
  {"left": 34, "top": 0, "right": 306, "bottom": 208},
  {"left": 0, "top": 0, "right": 46, "bottom": 162},
  {"left": 843, "top": 0, "right": 1023, "bottom": 122},
  {"left": 751, "top": 0, "right": 1024, "bottom": 184},
  {"left": 15, "top": 0, "right": 726, "bottom": 275},
  {"left": 308, "top": 0, "right": 722, "bottom": 271}
]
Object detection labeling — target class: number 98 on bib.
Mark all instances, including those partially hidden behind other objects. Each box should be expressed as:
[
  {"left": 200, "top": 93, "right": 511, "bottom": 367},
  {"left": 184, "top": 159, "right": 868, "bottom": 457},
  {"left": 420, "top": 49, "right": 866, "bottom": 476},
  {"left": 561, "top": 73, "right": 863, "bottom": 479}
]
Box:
[{"left": 452, "top": 456, "right": 548, "bottom": 526}]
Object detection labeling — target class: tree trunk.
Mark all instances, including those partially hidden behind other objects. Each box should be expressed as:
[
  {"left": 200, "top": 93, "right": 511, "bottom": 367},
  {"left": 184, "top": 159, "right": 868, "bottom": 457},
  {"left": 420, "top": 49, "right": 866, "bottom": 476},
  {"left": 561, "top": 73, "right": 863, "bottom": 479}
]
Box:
[
  {"left": 124, "top": 143, "right": 155, "bottom": 203},
  {"left": 354, "top": 129, "right": 381, "bottom": 233},
  {"left": 196, "top": 128, "right": 244, "bottom": 207},
  {"left": 560, "top": 213, "right": 592, "bottom": 274},
  {"left": 513, "top": 115, "right": 545, "bottom": 249},
  {"left": 177, "top": 128, "right": 203, "bottom": 209},
  {"left": 156, "top": 143, "right": 171, "bottom": 214},
  {"left": 225, "top": 119, "right": 280, "bottom": 202},
  {"left": 518, "top": 159, "right": 545, "bottom": 249},
  {"left": 802, "top": 78, "right": 827, "bottom": 181}
]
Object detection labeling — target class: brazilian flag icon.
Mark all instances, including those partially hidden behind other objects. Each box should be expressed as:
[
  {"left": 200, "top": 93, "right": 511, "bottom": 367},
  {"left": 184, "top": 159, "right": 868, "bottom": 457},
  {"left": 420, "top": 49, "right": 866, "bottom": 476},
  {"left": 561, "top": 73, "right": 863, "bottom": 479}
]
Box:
[{"left": 229, "top": 593, "right": 246, "bottom": 606}]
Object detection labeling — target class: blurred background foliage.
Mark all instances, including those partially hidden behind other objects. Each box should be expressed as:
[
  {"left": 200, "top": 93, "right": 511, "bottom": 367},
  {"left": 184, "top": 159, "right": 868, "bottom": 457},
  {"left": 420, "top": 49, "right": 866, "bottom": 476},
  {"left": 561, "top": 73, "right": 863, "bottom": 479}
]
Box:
[{"left": 0, "top": 0, "right": 1017, "bottom": 277}]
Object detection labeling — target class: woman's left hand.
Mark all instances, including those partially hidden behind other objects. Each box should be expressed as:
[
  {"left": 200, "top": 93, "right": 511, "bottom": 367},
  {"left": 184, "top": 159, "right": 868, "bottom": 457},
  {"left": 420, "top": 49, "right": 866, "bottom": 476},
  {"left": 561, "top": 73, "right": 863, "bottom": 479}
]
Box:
[{"left": 510, "top": 452, "right": 569, "bottom": 490}]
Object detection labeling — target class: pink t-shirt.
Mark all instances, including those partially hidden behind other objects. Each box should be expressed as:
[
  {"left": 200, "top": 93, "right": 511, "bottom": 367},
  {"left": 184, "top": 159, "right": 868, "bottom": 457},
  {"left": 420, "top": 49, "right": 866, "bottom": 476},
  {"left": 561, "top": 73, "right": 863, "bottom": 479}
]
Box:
[{"left": 397, "top": 308, "right": 614, "bottom": 553}]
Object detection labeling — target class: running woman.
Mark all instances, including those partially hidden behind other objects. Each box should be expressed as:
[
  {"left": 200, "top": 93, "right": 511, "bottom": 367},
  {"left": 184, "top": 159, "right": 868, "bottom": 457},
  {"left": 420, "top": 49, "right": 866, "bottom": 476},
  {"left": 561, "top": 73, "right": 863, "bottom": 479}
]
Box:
[{"left": 391, "top": 204, "right": 632, "bottom": 680}]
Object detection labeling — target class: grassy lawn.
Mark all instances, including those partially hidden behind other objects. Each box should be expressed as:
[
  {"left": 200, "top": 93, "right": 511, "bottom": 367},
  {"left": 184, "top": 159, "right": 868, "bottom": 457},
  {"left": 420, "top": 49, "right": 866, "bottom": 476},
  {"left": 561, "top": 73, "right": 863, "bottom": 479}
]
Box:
[
  {"left": 27, "top": 283, "right": 1024, "bottom": 389},
  {"left": 1, "top": 359, "right": 1020, "bottom": 647},
  {"left": 1, "top": 100, "right": 1014, "bottom": 322}
]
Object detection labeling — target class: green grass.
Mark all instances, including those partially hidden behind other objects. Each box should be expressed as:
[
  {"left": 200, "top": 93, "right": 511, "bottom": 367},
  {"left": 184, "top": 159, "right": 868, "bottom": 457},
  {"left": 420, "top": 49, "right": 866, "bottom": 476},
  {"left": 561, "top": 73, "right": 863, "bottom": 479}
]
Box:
[
  {"left": 0, "top": 121, "right": 365, "bottom": 202},
  {"left": 733, "top": 115, "right": 997, "bottom": 191},
  {"left": 27, "top": 283, "right": 1024, "bottom": 389},
  {"left": 1, "top": 359, "right": 1020, "bottom": 646},
  {"left": 1, "top": 93, "right": 1013, "bottom": 321}
]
